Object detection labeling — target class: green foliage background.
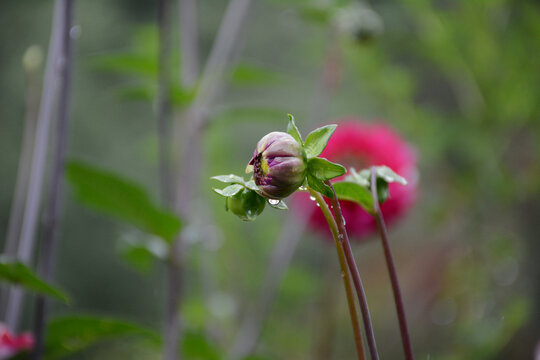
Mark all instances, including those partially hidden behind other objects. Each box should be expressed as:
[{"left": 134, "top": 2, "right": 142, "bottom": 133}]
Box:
[{"left": 0, "top": 0, "right": 539, "bottom": 359}]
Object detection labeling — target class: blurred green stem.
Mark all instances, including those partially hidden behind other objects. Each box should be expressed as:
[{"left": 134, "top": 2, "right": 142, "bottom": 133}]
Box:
[
  {"left": 369, "top": 167, "right": 414, "bottom": 360},
  {"left": 324, "top": 182, "right": 380, "bottom": 360},
  {"left": 309, "top": 188, "right": 365, "bottom": 360}
]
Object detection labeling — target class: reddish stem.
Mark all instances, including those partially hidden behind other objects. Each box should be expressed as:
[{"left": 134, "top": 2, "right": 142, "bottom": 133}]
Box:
[
  {"left": 370, "top": 167, "right": 414, "bottom": 360},
  {"left": 326, "top": 181, "right": 380, "bottom": 360}
]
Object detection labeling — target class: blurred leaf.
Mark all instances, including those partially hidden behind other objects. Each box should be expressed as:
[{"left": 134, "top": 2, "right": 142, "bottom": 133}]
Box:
[
  {"left": 298, "top": 4, "right": 332, "bottom": 25},
  {"left": 117, "top": 233, "right": 169, "bottom": 273},
  {"left": 307, "top": 157, "right": 346, "bottom": 181},
  {"left": 115, "top": 84, "right": 154, "bottom": 102},
  {"left": 213, "top": 184, "right": 244, "bottom": 197},
  {"left": 170, "top": 84, "right": 196, "bottom": 107},
  {"left": 287, "top": 114, "right": 303, "bottom": 146},
  {"left": 182, "top": 330, "right": 221, "bottom": 360},
  {"left": 66, "top": 161, "right": 181, "bottom": 242},
  {"left": 45, "top": 315, "right": 161, "bottom": 359},
  {"left": 230, "top": 63, "right": 283, "bottom": 85},
  {"left": 333, "top": 181, "right": 374, "bottom": 213},
  {"left": 0, "top": 259, "right": 69, "bottom": 304},
  {"left": 92, "top": 53, "right": 157, "bottom": 77},
  {"left": 304, "top": 124, "right": 337, "bottom": 158}
]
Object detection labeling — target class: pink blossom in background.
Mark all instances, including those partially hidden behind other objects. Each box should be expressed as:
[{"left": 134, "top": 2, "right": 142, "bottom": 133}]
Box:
[
  {"left": 0, "top": 324, "right": 34, "bottom": 360},
  {"left": 293, "top": 118, "right": 418, "bottom": 241}
]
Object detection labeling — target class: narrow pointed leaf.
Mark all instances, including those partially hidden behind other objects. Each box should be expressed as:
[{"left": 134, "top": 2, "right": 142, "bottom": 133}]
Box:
[
  {"left": 286, "top": 114, "right": 303, "bottom": 145},
  {"left": 0, "top": 259, "right": 69, "bottom": 303}
]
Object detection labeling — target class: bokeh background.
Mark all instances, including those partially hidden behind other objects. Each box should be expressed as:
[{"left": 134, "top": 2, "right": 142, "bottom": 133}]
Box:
[{"left": 1, "top": 0, "right": 539, "bottom": 359}]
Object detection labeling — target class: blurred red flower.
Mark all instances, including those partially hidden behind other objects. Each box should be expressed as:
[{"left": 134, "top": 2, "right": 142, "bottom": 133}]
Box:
[
  {"left": 0, "top": 324, "right": 34, "bottom": 359},
  {"left": 294, "top": 118, "right": 418, "bottom": 240}
]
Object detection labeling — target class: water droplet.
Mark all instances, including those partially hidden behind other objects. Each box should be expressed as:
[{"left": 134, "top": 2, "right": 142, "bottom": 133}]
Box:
[
  {"left": 70, "top": 25, "right": 81, "bottom": 39},
  {"left": 268, "top": 199, "right": 280, "bottom": 205},
  {"left": 299, "top": 186, "right": 307, "bottom": 191},
  {"left": 316, "top": 203, "right": 320, "bottom": 207},
  {"left": 309, "top": 196, "right": 316, "bottom": 201}
]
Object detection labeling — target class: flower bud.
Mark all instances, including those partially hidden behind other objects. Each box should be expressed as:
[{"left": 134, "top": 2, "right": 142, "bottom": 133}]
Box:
[
  {"left": 227, "top": 188, "right": 266, "bottom": 221},
  {"left": 247, "top": 131, "right": 307, "bottom": 199}
]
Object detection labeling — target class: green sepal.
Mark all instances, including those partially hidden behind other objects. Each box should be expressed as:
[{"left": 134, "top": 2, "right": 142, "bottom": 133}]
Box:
[
  {"left": 304, "top": 124, "right": 337, "bottom": 158},
  {"left": 286, "top": 114, "right": 303, "bottom": 146},
  {"left": 307, "top": 157, "right": 346, "bottom": 181},
  {"left": 211, "top": 174, "right": 246, "bottom": 184},
  {"left": 213, "top": 184, "right": 244, "bottom": 197},
  {"left": 307, "top": 172, "right": 333, "bottom": 198}
]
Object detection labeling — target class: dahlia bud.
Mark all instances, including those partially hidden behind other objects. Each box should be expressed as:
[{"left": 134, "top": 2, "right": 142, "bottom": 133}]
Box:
[{"left": 246, "top": 131, "right": 307, "bottom": 200}]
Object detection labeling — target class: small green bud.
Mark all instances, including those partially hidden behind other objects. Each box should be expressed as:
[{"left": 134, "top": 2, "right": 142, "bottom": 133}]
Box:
[{"left": 226, "top": 188, "right": 266, "bottom": 221}]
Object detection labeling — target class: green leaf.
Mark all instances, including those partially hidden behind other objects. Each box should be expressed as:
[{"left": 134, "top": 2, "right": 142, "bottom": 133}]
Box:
[
  {"left": 286, "top": 114, "right": 303, "bottom": 145},
  {"left": 303, "top": 124, "right": 337, "bottom": 158},
  {"left": 211, "top": 174, "right": 246, "bottom": 184},
  {"left": 182, "top": 330, "right": 221, "bottom": 360},
  {"left": 0, "top": 259, "right": 69, "bottom": 303},
  {"left": 375, "top": 178, "right": 390, "bottom": 204},
  {"left": 344, "top": 167, "right": 370, "bottom": 187},
  {"left": 333, "top": 182, "right": 374, "bottom": 214},
  {"left": 356, "top": 166, "right": 408, "bottom": 186},
  {"left": 267, "top": 199, "right": 288, "bottom": 210},
  {"left": 307, "top": 157, "right": 346, "bottom": 181},
  {"left": 230, "top": 63, "right": 282, "bottom": 85},
  {"left": 373, "top": 166, "right": 408, "bottom": 185},
  {"left": 92, "top": 53, "right": 157, "bottom": 77},
  {"left": 213, "top": 184, "right": 244, "bottom": 197},
  {"left": 66, "top": 161, "right": 182, "bottom": 242},
  {"left": 307, "top": 172, "right": 333, "bottom": 198},
  {"left": 45, "top": 315, "right": 161, "bottom": 359},
  {"left": 117, "top": 234, "right": 169, "bottom": 273}
]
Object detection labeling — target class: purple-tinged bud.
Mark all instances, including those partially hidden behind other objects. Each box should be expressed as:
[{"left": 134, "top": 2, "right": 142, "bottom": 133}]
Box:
[{"left": 246, "top": 131, "right": 307, "bottom": 200}]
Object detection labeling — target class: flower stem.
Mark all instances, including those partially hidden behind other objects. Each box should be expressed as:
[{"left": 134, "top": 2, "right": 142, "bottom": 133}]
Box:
[
  {"left": 370, "top": 167, "right": 414, "bottom": 360},
  {"left": 325, "top": 182, "right": 380, "bottom": 360},
  {"left": 309, "top": 189, "right": 365, "bottom": 360}
]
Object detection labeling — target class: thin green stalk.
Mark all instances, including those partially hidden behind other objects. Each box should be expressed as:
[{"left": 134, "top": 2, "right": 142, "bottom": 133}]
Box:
[
  {"left": 325, "top": 182, "right": 380, "bottom": 360},
  {"left": 309, "top": 189, "right": 365, "bottom": 360},
  {"left": 370, "top": 167, "right": 414, "bottom": 360}
]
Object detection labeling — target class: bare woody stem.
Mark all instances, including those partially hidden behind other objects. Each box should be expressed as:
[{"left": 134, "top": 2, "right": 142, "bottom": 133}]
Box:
[
  {"left": 325, "top": 181, "right": 380, "bottom": 360},
  {"left": 32, "top": 0, "right": 75, "bottom": 358},
  {"left": 370, "top": 167, "right": 414, "bottom": 360},
  {"left": 309, "top": 189, "right": 365, "bottom": 360}
]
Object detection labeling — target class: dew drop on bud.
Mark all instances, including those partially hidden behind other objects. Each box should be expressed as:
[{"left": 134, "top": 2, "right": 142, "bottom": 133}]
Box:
[
  {"left": 309, "top": 196, "right": 316, "bottom": 201},
  {"left": 316, "top": 202, "right": 320, "bottom": 207},
  {"left": 268, "top": 199, "right": 280, "bottom": 205},
  {"left": 299, "top": 186, "right": 307, "bottom": 191}
]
